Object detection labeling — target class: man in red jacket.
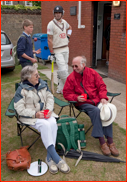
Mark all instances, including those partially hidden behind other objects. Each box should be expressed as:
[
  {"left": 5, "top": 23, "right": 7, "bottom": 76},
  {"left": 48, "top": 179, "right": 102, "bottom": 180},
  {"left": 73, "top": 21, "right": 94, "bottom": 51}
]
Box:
[{"left": 63, "top": 56, "right": 119, "bottom": 157}]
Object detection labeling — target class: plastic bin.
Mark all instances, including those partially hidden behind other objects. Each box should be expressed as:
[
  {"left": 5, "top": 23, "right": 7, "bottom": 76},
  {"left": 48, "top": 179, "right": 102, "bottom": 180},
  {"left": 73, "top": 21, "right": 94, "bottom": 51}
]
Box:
[{"left": 32, "top": 33, "right": 50, "bottom": 65}]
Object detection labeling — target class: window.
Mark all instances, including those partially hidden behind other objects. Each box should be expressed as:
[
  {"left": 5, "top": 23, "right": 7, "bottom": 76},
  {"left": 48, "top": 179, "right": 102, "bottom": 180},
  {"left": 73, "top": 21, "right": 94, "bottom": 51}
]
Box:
[
  {"left": 25, "top": 1, "right": 32, "bottom": 7},
  {"left": 1, "top": 1, "right": 3, "bottom": 5},
  {"left": 5, "top": 1, "right": 13, "bottom": 5},
  {"left": 1, "top": 33, "right": 11, "bottom": 45}
]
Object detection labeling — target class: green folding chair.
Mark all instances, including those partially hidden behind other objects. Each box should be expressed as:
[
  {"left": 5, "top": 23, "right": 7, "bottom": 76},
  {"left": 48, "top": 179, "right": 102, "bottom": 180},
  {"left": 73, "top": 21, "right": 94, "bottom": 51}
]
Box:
[
  {"left": 5, "top": 82, "right": 70, "bottom": 149},
  {"left": 68, "top": 91, "right": 121, "bottom": 134},
  {"left": 54, "top": 96, "right": 70, "bottom": 115},
  {"left": 5, "top": 97, "right": 41, "bottom": 150}
]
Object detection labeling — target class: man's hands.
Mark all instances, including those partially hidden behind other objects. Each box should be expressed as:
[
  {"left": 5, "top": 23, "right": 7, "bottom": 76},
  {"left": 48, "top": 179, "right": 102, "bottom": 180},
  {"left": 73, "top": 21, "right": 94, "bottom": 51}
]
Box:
[
  {"left": 100, "top": 99, "right": 108, "bottom": 105},
  {"left": 35, "top": 110, "right": 52, "bottom": 119},
  {"left": 48, "top": 53, "right": 56, "bottom": 62},
  {"left": 30, "top": 58, "right": 37, "bottom": 63},
  {"left": 31, "top": 49, "right": 41, "bottom": 63},
  {"left": 77, "top": 95, "right": 86, "bottom": 102},
  {"left": 77, "top": 96, "right": 108, "bottom": 105},
  {"left": 33, "top": 48, "right": 41, "bottom": 54}
]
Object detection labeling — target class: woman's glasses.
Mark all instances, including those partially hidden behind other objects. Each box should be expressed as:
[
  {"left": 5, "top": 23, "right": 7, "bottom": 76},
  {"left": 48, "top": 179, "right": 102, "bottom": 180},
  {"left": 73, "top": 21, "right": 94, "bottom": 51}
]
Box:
[{"left": 35, "top": 73, "right": 40, "bottom": 78}]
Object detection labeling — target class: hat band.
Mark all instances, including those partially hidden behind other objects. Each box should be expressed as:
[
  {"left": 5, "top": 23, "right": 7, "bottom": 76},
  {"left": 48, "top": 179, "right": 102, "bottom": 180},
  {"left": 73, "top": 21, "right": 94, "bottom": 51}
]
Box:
[{"left": 102, "top": 107, "right": 112, "bottom": 122}]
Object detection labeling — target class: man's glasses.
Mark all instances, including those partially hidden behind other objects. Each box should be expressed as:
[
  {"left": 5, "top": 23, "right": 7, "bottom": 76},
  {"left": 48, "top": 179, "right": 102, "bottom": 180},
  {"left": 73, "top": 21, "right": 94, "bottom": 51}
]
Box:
[{"left": 72, "top": 65, "right": 78, "bottom": 68}]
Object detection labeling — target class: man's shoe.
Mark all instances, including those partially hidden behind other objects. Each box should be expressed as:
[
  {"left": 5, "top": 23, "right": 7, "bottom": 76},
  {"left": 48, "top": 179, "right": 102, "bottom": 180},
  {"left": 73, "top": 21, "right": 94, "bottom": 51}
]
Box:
[
  {"left": 100, "top": 143, "right": 111, "bottom": 156},
  {"left": 45, "top": 157, "right": 58, "bottom": 174},
  {"left": 56, "top": 159, "right": 70, "bottom": 174},
  {"left": 107, "top": 142, "right": 119, "bottom": 157}
]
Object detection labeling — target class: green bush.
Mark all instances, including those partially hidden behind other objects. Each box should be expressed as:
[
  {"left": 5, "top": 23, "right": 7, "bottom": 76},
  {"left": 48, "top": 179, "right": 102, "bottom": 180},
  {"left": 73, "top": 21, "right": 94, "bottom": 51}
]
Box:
[{"left": 1, "top": 4, "right": 41, "bottom": 10}]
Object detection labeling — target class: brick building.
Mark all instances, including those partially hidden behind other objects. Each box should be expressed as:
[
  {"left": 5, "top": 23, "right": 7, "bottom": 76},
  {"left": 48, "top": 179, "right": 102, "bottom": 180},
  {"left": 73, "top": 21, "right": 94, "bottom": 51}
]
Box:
[{"left": 41, "top": 1, "right": 126, "bottom": 83}]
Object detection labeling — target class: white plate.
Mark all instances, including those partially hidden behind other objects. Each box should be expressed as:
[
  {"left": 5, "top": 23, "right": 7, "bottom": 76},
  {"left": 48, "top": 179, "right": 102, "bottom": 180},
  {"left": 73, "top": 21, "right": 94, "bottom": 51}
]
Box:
[{"left": 27, "top": 161, "right": 48, "bottom": 176}]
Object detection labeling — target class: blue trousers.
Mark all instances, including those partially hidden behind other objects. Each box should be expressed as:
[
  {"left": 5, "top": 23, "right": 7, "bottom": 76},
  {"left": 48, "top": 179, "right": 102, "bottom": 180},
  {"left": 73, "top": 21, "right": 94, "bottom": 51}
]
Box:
[{"left": 76, "top": 104, "right": 113, "bottom": 139}]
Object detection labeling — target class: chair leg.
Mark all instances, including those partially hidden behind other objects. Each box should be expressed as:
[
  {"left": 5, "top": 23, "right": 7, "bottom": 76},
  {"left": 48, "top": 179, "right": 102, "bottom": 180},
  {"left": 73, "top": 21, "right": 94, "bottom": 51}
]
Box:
[
  {"left": 58, "top": 107, "right": 63, "bottom": 116},
  {"left": 85, "top": 124, "right": 93, "bottom": 134},
  {"left": 69, "top": 104, "right": 72, "bottom": 116},
  {"left": 69, "top": 103, "right": 76, "bottom": 117},
  {"left": 17, "top": 124, "right": 41, "bottom": 150},
  {"left": 27, "top": 135, "right": 41, "bottom": 150},
  {"left": 17, "top": 123, "right": 24, "bottom": 146},
  {"left": 17, "top": 123, "right": 21, "bottom": 136}
]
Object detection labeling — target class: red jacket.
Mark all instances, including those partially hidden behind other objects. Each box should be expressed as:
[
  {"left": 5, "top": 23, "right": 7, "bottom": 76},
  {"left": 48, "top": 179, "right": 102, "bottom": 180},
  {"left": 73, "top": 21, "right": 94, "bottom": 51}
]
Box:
[{"left": 63, "top": 67, "right": 108, "bottom": 106}]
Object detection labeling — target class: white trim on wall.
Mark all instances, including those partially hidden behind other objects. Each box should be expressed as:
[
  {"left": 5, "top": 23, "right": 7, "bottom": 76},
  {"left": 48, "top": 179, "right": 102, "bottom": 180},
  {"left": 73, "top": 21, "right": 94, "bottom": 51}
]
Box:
[
  {"left": 25, "top": 1, "right": 32, "bottom": 7},
  {"left": 5, "top": 1, "right": 13, "bottom": 5}
]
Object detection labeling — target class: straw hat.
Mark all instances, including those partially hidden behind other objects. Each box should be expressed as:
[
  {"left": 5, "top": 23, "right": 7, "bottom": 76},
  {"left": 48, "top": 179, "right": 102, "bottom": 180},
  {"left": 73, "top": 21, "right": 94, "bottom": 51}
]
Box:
[{"left": 98, "top": 103, "right": 117, "bottom": 127}]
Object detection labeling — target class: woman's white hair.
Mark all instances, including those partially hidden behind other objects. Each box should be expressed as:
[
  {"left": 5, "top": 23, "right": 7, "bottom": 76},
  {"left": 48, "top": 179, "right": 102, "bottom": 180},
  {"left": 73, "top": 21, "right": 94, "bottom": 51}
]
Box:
[{"left": 21, "top": 63, "right": 38, "bottom": 82}]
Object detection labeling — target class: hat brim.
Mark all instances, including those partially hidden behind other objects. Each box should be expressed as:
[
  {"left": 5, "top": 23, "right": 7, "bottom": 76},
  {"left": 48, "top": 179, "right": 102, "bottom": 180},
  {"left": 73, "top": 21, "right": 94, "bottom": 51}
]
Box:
[{"left": 98, "top": 103, "right": 117, "bottom": 127}]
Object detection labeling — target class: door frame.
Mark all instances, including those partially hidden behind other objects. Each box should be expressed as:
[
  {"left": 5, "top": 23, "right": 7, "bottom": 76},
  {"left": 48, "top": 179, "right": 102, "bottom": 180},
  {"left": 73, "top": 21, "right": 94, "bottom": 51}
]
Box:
[{"left": 92, "top": 1, "right": 112, "bottom": 67}]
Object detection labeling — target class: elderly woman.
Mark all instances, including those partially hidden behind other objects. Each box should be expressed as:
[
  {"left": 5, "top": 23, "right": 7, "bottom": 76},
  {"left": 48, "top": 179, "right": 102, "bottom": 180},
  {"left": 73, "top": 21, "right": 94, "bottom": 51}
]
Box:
[{"left": 14, "top": 64, "right": 70, "bottom": 174}]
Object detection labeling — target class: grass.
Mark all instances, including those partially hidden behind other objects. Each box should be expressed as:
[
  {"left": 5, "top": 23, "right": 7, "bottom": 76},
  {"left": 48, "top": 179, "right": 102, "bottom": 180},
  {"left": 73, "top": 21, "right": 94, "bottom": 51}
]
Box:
[{"left": 1, "top": 64, "right": 126, "bottom": 181}]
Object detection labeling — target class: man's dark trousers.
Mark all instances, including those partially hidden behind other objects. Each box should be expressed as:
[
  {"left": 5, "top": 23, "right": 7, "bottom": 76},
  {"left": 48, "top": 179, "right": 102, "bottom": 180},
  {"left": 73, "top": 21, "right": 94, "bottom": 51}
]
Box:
[
  {"left": 20, "top": 61, "right": 33, "bottom": 68},
  {"left": 76, "top": 103, "right": 113, "bottom": 139}
]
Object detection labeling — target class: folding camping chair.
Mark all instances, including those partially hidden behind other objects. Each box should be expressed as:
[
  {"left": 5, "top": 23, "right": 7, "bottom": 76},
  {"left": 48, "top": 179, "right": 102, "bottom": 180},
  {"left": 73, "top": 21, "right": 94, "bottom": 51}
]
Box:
[
  {"left": 5, "top": 82, "right": 70, "bottom": 150},
  {"left": 68, "top": 91, "right": 121, "bottom": 134},
  {"left": 5, "top": 97, "right": 41, "bottom": 150}
]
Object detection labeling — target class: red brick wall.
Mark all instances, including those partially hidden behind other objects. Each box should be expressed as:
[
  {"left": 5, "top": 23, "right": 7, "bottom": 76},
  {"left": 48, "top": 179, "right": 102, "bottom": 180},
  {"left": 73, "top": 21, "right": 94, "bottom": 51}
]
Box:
[
  {"left": 109, "top": 1, "right": 126, "bottom": 83},
  {"left": 41, "top": 1, "right": 93, "bottom": 67},
  {"left": 41, "top": 1, "right": 126, "bottom": 83}
]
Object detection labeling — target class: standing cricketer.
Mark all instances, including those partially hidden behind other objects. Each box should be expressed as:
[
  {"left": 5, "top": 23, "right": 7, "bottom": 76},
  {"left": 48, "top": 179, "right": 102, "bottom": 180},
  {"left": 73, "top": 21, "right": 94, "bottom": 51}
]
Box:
[{"left": 47, "top": 5, "right": 72, "bottom": 94}]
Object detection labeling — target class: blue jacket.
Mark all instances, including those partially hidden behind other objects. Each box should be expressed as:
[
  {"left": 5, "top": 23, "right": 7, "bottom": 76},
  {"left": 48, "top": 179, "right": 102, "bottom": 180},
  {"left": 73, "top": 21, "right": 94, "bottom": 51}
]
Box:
[{"left": 17, "top": 33, "right": 34, "bottom": 63}]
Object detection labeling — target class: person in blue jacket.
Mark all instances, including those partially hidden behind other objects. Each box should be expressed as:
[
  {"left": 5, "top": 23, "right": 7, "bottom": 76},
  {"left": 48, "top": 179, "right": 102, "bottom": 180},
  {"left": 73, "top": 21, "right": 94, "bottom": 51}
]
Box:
[{"left": 17, "top": 19, "right": 41, "bottom": 68}]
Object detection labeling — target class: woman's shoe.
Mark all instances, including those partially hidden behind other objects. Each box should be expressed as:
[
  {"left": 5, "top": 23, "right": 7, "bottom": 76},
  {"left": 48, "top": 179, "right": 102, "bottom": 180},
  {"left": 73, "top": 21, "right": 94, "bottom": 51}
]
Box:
[
  {"left": 45, "top": 157, "right": 58, "bottom": 174},
  {"left": 56, "top": 159, "right": 70, "bottom": 173}
]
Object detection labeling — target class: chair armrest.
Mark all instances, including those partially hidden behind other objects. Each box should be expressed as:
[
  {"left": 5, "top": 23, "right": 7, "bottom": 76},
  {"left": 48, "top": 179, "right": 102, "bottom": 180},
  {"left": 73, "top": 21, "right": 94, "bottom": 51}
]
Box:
[
  {"left": 54, "top": 96, "right": 70, "bottom": 107},
  {"left": 69, "top": 101, "right": 77, "bottom": 104},
  {"left": 5, "top": 97, "right": 16, "bottom": 118},
  {"left": 107, "top": 92, "right": 121, "bottom": 103},
  {"left": 5, "top": 109, "right": 16, "bottom": 118}
]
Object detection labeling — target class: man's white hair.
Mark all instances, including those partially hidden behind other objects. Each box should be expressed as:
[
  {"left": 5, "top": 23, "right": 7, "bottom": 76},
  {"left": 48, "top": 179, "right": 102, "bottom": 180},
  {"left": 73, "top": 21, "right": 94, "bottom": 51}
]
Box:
[
  {"left": 73, "top": 56, "right": 87, "bottom": 67},
  {"left": 21, "top": 63, "right": 38, "bottom": 82},
  {"left": 80, "top": 56, "right": 87, "bottom": 67}
]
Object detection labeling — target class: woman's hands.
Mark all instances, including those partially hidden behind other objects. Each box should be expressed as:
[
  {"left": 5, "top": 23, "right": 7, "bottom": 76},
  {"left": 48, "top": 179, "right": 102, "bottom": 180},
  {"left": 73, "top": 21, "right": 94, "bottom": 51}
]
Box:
[
  {"left": 46, "top": 111, "right": 52, "bottom": 118},
  {"left": 35, "top": 110, "right": 52, "bottom": 119},
  {"left": 35, "top": 111, "right": 44, "bottom": 119}
]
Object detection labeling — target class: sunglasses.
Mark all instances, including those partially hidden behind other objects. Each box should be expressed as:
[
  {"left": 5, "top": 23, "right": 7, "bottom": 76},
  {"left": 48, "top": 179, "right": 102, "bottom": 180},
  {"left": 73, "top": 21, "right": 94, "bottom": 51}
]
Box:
[{"left": 72, "top": 65, "right": 78, "bottom": 68}]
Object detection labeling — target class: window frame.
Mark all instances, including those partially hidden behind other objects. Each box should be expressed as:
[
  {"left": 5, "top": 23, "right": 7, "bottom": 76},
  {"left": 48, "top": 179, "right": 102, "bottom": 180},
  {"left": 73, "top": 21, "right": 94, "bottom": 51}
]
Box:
[
  {"left": 5, "top": 1, "right": 13, "bottom": 5},
  {"left": 1, "top": 33, "right": 11, "bottom": 45},
  {"left": 25, "top": 1, "right": 32, "bottom": 7}
]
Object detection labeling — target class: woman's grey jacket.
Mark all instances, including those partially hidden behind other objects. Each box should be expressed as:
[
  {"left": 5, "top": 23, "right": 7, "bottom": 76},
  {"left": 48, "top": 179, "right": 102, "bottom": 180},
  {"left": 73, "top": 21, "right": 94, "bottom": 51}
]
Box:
[{"left": 14, "top": 79, "right": 58, "bottom": 125}]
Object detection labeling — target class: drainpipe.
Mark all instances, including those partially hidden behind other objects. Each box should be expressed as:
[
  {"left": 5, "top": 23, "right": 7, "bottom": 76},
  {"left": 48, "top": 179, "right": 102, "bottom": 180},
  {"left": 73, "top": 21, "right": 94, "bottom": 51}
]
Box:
[{"left": 78, "top": 1, "right": 85, "bottom": 29}]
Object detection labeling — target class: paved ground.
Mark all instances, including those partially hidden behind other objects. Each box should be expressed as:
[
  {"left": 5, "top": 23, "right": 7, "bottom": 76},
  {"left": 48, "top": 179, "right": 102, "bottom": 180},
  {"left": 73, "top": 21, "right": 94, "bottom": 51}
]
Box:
[{"left": 39, "top": 62, "right": 126, "bottom": 129}]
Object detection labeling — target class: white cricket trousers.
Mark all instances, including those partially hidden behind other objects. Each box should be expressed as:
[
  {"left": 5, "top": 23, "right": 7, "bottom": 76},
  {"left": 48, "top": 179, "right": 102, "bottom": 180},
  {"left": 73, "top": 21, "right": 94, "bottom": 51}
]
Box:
[
  {"left": 30, "top": 117, "right": 58, "bottom": 149},
  {"left": 55, "top": 50, "right": 69, "bottom": 92}
]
